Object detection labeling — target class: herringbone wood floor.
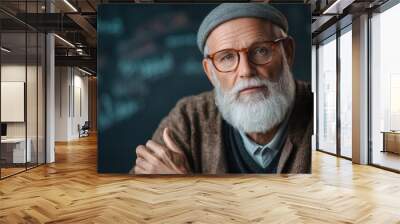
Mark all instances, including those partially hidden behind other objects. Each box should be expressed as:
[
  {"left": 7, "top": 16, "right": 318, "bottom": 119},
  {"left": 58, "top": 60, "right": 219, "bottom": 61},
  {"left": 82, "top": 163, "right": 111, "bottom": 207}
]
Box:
[{"left": 1, "top": 134, "right": 400, "bottom": 224}]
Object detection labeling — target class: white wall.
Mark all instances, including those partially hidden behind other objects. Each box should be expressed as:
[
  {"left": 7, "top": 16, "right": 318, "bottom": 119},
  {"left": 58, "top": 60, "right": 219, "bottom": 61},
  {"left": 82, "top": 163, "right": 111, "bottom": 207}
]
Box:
[
  {"left": 72, "top": 72, "right": 89, "bottom": 138},
  {"left": 55, "top": 67, "right": 89, "bottom": 141},
  {"left": 1, "top": 65, "right": 27, "bottom": 140},
  {"left": 55, "top": 66, "right": 69, "bottom": 141}
]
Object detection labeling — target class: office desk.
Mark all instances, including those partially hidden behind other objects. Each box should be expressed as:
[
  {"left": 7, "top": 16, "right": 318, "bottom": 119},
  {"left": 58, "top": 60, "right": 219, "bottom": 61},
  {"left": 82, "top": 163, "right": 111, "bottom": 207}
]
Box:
[
  {"left": 382, "top": 131, "right": 400, "bottom": 154},
  {"left": 1, "top": 138, "right": 31, "bottom": 163}
]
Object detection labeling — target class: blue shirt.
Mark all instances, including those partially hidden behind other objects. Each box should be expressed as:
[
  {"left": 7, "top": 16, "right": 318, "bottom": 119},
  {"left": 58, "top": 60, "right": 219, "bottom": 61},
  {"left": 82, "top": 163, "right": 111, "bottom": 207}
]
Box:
[{"left": 238, "top": 112, "right": 290, "bottom": 168}]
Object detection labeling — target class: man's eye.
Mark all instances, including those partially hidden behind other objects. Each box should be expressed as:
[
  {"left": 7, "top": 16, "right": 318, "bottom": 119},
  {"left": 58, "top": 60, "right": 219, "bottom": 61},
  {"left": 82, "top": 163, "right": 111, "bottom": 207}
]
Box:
[
  {"left": 254, "top": 47, "right": 270, "bottom": 56},
  {"left": 219, "top": 53, "right": 235, "bottom": 62}
]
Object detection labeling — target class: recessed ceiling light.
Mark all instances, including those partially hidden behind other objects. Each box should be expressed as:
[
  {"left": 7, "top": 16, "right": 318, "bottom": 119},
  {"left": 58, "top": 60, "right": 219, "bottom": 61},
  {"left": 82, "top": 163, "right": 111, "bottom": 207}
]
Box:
[
  {"left": 63, "top": 0, "right": 78, "bottom": 12},
  {"left": 78, "top": 67, "right": 92, "bottom": 76},
  {"left": 322, "top": 0, "right": 353, "bottom": 15},
  {"left": 1, "top": 47, "right": 11, "bottom": 53},
  {"left": 54, "top": 34, "right": 75, "bottom": 48}
]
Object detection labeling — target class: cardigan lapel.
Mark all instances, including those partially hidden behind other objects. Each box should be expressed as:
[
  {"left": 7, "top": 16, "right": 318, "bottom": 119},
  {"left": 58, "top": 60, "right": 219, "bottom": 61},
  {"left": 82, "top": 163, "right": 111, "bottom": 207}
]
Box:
[
  {"left": 277, "top": 137, "right": 293, "bottom": 173},
  {"left": 208, "top": 114, "right": 228, "bottom": 174},
  {"left": 276, "top": 80, "right": 310, "bottom": 173}
]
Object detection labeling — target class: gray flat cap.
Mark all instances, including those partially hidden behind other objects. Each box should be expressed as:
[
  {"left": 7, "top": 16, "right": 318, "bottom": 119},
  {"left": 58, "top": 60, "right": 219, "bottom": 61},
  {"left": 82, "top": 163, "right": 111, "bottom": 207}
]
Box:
[{"left": 197, "top": 3, "right": 288, "bottom": 54}]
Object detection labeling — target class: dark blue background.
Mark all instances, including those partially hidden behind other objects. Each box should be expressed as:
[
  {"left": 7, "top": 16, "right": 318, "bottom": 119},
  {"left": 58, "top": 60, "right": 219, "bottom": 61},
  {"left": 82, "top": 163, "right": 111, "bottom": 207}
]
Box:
[{"left": 97, "top": 4, "right": 311, "bottom": 173}]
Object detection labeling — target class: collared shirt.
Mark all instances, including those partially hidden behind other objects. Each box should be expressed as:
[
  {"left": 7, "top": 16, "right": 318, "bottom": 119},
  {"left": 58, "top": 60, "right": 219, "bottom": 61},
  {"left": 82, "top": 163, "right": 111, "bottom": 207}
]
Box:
[{"left": 238, "top": 112, "right": 291, "bottom": 169}]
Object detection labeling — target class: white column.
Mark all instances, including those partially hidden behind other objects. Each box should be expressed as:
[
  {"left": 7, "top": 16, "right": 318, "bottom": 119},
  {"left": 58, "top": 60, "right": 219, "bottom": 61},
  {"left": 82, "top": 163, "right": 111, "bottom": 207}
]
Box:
[
  {"left": 46, "top": 1, "right": 55, "bottom": 163},
  {"left": 312, "top": 45, "right": 317, "bottom": 151},
  {"left": 352, "top": 14, "right": 369, "bottom": 164}
]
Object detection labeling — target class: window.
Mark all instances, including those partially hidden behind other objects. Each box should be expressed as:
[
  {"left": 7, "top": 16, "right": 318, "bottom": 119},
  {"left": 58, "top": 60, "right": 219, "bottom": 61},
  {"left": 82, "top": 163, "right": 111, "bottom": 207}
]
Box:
[
  {"left": 317, "top": 35, "right": 337, "bottom": 155},
  {"left": 370, "top": 3, "right": 400, "bottom": 171},
  {"left": 339, "top": 27, "right": 352, "bottom": 158}
]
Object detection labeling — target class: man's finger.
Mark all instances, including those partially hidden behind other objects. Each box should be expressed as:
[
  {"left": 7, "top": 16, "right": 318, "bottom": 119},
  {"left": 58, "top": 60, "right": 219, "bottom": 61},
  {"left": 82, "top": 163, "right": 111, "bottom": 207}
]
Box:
[
  {"left": 135, "top": 145, "right": 148, "bottom": 159},
  {"left": 134, "top": 157, "right": 147, "bottom": 174},
  {"left": 163, "top": 128, "right": 183, "bottom": 154},
  {"left": 135, "top": 154, "right": 161, "bottom": 174},
  {"left": 146, "top": 139, "right": 185, "bottom": 172},
  {"left": 136, "top": 145, "right": 159, "bottom": 164},
  {"left": 135, "top": 157, "right": 145, "bottom": 167},
  {"left": 134, "top": 164, "right": 149, "bottom": 174},
  {"left": 146, "top": 140, "right": 171, "bottom": 161}
]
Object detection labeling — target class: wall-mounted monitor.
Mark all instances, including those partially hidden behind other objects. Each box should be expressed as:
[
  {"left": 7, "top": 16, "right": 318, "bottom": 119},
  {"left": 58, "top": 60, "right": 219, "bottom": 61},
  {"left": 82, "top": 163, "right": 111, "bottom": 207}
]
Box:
[
  {"left": 1, "top": 82, "right": 25, "bottom": 122},
  {"left": 1, "top": 123, "right": 7, "bottom": 137}
]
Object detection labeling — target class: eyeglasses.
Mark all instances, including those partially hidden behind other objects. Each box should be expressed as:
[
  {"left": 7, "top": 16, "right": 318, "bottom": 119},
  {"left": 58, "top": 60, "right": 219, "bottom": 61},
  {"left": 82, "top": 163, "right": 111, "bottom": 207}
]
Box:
[{"left": 205, "top": 37, "right": 287, "bottom": 73}]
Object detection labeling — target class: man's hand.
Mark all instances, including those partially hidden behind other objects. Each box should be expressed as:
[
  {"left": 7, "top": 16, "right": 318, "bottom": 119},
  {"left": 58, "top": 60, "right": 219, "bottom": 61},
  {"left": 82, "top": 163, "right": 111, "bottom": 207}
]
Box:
[{"left": 134, "top": 128, "right": 191, "bottom": 174}]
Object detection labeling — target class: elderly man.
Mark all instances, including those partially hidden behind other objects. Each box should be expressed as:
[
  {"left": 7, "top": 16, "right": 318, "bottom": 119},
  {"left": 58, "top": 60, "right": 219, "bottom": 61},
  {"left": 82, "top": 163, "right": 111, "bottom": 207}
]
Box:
[{"left": 132, "top": 3, "right": 312, "bottom": 174}]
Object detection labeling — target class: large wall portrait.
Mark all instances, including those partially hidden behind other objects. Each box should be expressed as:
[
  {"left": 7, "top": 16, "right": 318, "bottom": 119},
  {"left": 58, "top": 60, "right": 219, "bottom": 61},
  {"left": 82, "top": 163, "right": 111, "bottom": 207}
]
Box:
[{"left": 98, "top": 3, "right": 312, "bottom": 174}]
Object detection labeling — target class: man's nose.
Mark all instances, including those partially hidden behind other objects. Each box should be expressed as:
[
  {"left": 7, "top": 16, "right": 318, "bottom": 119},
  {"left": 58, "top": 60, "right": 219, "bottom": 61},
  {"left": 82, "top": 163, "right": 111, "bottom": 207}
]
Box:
[{"left": 237, "top": 51, "right": 254, "bottom": 78}]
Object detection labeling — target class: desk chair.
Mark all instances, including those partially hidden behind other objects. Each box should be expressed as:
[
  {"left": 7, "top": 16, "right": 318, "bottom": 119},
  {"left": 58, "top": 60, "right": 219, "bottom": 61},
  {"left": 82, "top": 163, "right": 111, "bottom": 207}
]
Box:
[{"left": 78, "top": 121, "right": 90, "bottom": 138}]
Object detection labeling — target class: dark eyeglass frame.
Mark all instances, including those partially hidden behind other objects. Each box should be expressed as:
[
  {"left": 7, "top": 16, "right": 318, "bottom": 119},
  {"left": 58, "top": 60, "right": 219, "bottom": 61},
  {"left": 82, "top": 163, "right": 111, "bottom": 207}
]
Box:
[{"left": 205, "top": 37, "right": 287, "bottom": 73}]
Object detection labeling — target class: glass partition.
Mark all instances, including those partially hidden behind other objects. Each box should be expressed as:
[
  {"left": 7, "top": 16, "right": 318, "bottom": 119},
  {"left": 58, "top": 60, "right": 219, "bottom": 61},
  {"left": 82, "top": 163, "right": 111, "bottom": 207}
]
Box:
[
  {"left": 0, "top": 1, "right": 46, "bottom": 179},
  {"left": 38, "top": 32, "right": 45, "bottom": 165},
  {"left": 27, "top": 30, "right": 38, "bottom": 169},
  {"left": 1, "top": 30, "right": 28, "bottom": 177}
]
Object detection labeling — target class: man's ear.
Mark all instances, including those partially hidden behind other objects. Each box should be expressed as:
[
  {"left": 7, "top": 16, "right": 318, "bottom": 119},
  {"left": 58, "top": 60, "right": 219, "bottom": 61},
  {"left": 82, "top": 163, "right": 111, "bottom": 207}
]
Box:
[
  {"left": 282, "top": 36, "right": 295, "bottom": 67},
  {"left": 202, "top": 58, "right": 216, "bottom": 87}
]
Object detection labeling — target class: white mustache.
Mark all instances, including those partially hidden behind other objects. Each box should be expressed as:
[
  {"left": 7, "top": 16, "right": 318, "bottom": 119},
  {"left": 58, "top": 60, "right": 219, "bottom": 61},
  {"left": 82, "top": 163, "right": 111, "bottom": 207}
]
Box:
[{"left": 227, "top": 77, "right": 275, "bottom": 99}]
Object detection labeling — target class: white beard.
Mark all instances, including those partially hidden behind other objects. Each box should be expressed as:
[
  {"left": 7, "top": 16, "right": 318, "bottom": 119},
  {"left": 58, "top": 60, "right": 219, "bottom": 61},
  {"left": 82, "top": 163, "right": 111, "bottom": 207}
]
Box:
[{"left": 212, "top": 54, "right": 296, "bottom": 134}]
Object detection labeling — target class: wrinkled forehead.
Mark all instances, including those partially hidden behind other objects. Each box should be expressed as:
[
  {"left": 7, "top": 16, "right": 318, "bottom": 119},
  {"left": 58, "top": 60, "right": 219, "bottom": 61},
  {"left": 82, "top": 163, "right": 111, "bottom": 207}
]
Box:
[{"left": 205, "top": 18, "right": 284, "bottom": 53}]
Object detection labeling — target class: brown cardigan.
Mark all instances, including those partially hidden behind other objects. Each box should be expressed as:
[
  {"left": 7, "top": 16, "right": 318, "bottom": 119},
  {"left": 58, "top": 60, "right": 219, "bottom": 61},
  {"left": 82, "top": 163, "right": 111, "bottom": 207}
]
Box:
[{"left": 133, "top": 80, "right": 313, "bottom": 174}]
